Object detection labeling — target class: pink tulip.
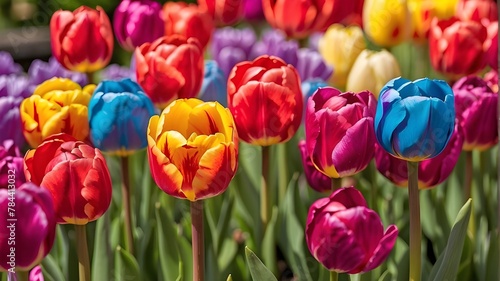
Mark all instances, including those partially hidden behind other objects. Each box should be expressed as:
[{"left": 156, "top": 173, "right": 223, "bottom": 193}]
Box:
[
  {"left": 298, "top": 140, "right": 331, "bottom": 193},
  {"left": 306, "top": 187, "right": 398, "bottom": 273},
  {"left": 305, "top": 87, "right": 376, "bottom": 178},
  {"left": 484, "top": 70, "right": 498, "bottom": 93}
]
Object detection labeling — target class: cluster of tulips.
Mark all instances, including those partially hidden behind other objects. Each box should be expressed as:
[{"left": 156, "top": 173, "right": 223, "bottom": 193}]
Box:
[{"left": 0, "top": 0, "right": 498, "bottom": 281}]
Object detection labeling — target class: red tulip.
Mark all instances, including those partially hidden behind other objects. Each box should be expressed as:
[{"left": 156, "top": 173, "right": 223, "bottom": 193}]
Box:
[
  {"left": 429, "top": 17, "right": 488, "bottom": 79},
  {"left": 24, "top": 133, "right": 112, "bottom": 225},
  {"left": 197, "top": 0, "right": 244, "bottom": 26},
  {"left": 135, "top": 35, "right": 204, "bottom": 108},
  {"left": 227, "top": 55, "right": 303, "bottom": 146},
  {"left": 485, "top": 21, "right": 498, "bottom": 70},
  {"left": 456, "top": 0, "right": 498, "bottom": 23},
  {"left": 162, "top": 2, "right": 215, "bottom": 49},
  {"left": 50, "top": 6, "right": 113, "bottom": 73}
]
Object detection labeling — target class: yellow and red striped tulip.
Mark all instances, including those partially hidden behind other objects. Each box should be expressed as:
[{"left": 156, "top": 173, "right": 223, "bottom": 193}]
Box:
[{"left": 147, "top": 98, "right": 238, "bottom": 201}]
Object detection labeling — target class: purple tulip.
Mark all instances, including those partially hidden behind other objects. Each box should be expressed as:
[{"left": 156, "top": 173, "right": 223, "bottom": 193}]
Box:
[
  {"left": 306, "top": 187, "right": 398, "bottom": 274},
  {"left": 29, "top": 265, "right": 44, "bottom": 281},
  {"left": 305, "top": 87, "right": 377, "bottom": 178},
  {"left": 0, "top": 75, "right": 31, "bottom": 146},
  {"left": 295, "top": 48, "right": 333, "bottom": 81},
  {"left": 308, "top": 32, "right": 323, "bottom": 51},
  {"left": 0, "top": 52, "right": 23, "bottom": 75},
  {"left": 28, "top": 57, "right": 88, "bottom": 90},
  {"left": 375, "top": 122, "right": 464, "bottom": 188},
  {"left": 0, "top": 183, "right": 56, "bottom": 271},
  {"left": 453, "top": 76, "right": 498, "bottom": 151},
  {"left": 211, "top": 27, "right": 257, "bottom": 78},
  {"left": 250, "top": 29, "right": 299, "bottom": 65},
  {"left": 113, "top": 0, "right": 165, "bottom": 52},
  {"left": 101, "top": 64, "right": 135, "bottom": 81},
  {"left": 298, "top": 140, "right": 331, "bottom": 193},
  {"left": 0, "top": 140, "right": 26, "bottom": 189},
  {"left": 243, "top": 0, "right": 264, "bottom": 20}
]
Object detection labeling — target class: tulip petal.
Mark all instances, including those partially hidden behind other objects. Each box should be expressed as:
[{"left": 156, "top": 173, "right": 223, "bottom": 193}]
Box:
[
  {"left": 329, "top": 187, "right": 367, "bottom": 208},
  {"left": 362, "top": 224, "right": 398, "bottom": 272}
]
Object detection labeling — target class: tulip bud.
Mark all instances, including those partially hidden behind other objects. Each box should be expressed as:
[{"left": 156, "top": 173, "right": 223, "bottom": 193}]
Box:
[
  {"left": 0, "top": 140, "right": 26, "bottom": 189},
  {"left": 0, "top": 183, "right": 56, "bottom": 271},
  {"left": 374, "top": 77, "right": 455, "bottom": 161},
  {"left": 20, "top": 78, "right": 94, "bottom": 148},
  {"left": 24, "top": 133, "right": 112, "bottom": 224},
  {"left": 199, "top": 60, "right": 228, "bottom": 106},
  {"left": 295, "top": 48, "right": 333, "bottom": 82},
  {"left": 453, "top": 76, "right": 498, "bottom": 150},
  {"left": 227, "top": 55, "right": 303, "bottom": 146},
  {"left": 147, "top": 99, "right": 238, "bottom": 201},
  {"left": 50, "top": 6, "right": 113, "bottom": 73},
  {"left": 298, "top": 140, "right": 331, "bottom": 193},
  {"left": 346, "top": 49, "right": 401, "bottom": 98},
  {"left": 198, "top": 0, "right": 244, "bottom": 26},
  {"left": 113, "top": 0, "right": 165, "bottom": 52},
  {"left": 88, "top": 79, "right": 156, "bottom": 155},
  {"left": 318, "top": 24, "right": 366, "bottom": 88},
  {"left": 306, "top": 87, "right": 377, "bottom": 178},
  {"left": 306, "top": 187, "right": 398, "bottom": 273}
]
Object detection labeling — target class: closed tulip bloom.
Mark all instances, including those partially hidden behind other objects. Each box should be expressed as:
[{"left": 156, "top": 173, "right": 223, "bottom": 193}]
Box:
[
  {"left": 28, "top": 57, "right": 88, "bottom": 90},
  {"left": 0, "top": 51, "right": 23, "bottom": 75},
  {"left": 227, "top": 56, "right": 303, "bottom": 146},
  {"left": 198, "top": 0, "right": 243, "bottom": 26},
  {"left": 306, "top": 88, "right": 377, "bottom": 178},
  {"left": 113, "top": 0, "right": 164, "bottom": 52},
  {"left": 429, "top": 17, "right": 488, "bottom": 79},
  {"left": 199, "top": 60, "right": 227, "bottom": 106},
  {"left": 295, "top": 48, "right": 333, "bottom": 82},
  {"left": 24, "top": 133, "right": 112, "bottom": 224},
  {"left": 250, "top": 29, "right": 299, "bottom": 65},
  {"left": 0, "top": 75, "right": 31, "bottom": 146},
  {"left": 20, "top": 78, "right": 94, "bottom": 148},
  {"left": 298, "top": 140, "right": 331, "bottom": 193},
  {"left": 163, "top": 2, "right": 214, "bottom": 50},
  {"left": 453, "top": 76, "right": 498, "bottom": 150},
  {"left": 50, "top": 6, "right": 113, "bottom": 73},
  {"left": 88, "top": 79, "right": 156, "bottom": 155},
  {"left": 0, "top": 140, "right": 26, "bottom": 189},
  {"left": 0, "top": 183, "right": 56, "bottom": 271},
  {"left": 147, "top": 98, "right": 238, "bottom": 201},
  {"left": 318, "top": 24, "right": 366, "bottom": 88},
  {"left": 363, "top": 0, "right": 412, "bottom": 47},
  {"left": 375, "top": 123, "right": 464, "bottom": 188},
  {"left": 456, "top": 0, "right": 498, "bottom": 23},
  {"left": 346, "top": 49, "right": 402, "bottom": 99},
  {"left": 374, "top": 77, "right": 455, "bottom": 161},
  {"left": 306, "top": 187, "right": 398, "bottom": 273},
  {"left": 135, "top": 35, "right": 204, "bottom": 108}
]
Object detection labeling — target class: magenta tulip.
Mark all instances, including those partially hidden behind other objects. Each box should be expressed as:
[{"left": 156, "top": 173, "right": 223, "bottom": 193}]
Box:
[
  {"left": 453, "top": 76, "right": 498, "bottom": 151},
  {"left": 306, "top": 187, "right": 398, "bottom": 273},
  {"left": 0, "top": 140, "right": 26, "bottom": 189},
  {"left": 305, "top": 87, "right": 376, "bottom": 178},
  {"left": 298, "top": 140, "right": 331, "bottom": 193}
]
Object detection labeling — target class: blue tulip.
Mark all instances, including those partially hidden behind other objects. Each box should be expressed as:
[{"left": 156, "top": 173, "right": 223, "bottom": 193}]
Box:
[
  {"left": 301, "top": 78, "right": 329, "bottom": 101},
  {"left": 88, "top": 78, "right": 156, "bottom": 155},
  {"left": 199, "top": 60, "right": 227, "bottom": 107},
  {"left": 374, "top": 77, "right": 455, "bottom": 161}
]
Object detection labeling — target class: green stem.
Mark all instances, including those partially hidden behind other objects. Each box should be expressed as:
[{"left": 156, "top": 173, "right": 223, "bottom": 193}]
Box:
[
  {"left": 331, "top": 177, "right": 342, "bottom": 191},
  {"left": 191, "top": 200, "right": 205, "bottom": 281},
  {"left": 75, "top": 225, "right": 90, "bottom": 281},
  {"left": 260, "top": 146, "right": 271, "bottom": 229},
  {"left": 86, "top": 72, "right": 94, "bottom": 85},
  {"left": 464, "top": 151, "right": 473, "bottom": 201},
  {"left": 120, "top": 156, "right": 134, "bottom": 255},
  {"left": 277, "top": 144, "right": 288, "bottom": 203},
  {"left": 369, "top": 161, "right": 378, "bottom": 212},
  {"left": 330, "top": 271, "right": 338, "bottom": 281},
  {"left": 407, "top": 161, "right": 421, "bottom": 281},
  {"left": 16, "top": 271, "right": 29, "bottom": 281}
]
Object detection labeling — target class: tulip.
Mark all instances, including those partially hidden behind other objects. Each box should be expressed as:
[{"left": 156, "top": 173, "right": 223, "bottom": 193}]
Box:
[
  {"left": 301, "top": 79, "right": 329, "bottom": 101},
  {"left": 197, "top": 0, "right": 243, "bottom": 26},
  {"left": 211, "top": 27, "right": 257, "bottom": 78},
  {"left": 163, "top": 2, "right": 214, "bottom": 50},
  {"left": 318, "top": 24, "right": 366, "bottom": 88},
  {"left": 24, "top": 133, "right": 112, "bottom": 224},
  {"left": 0, "top": 75, "right": 31, "bottom": 146},
  {"left": 88, "top": 79, "right": 156, "bottom": 155},
  {"left": 135, "top": 35, "right": 204, "bottom": 108},
  {"left": 29, "top": 265, "right": 44, "bottom": 281},
  {"left": 346, "top": 49, "right": 402, "bottom": 99},
  {"left": 199, "top": 60, "right": 227, "bottom": 106},
  {"left": 0, "top": 140, "right": 26, "bottom": 189},
  {"left": 306, "top": 187, "right": 398, "bottom": 273},
  {"left": 227, "top": 55, "right": 303, "bottom": 146},
  {"left": 0, "top": 183, "right": 56, "bottom": 271},
  {"left": 295, "top": 48, "right": 333, "bottom": 82},
  {"left": 453, "top": 76, "right": 498, "bottom": 150},
  {"left": 113, "top": 0, "right": 164, "bottom": 52},
  {"left": 0, "top": 51, "right": 23, "bottom": 75},
  {"left": 243, "top": 0, "right": 263, "bottom": 20},
  {"left": 101, "top": 64, "right": 135, "bottom": 81},
  {"left": 408, "top": 0, "right": 442, "bottom": 41},
  {"left": 298, "top": 140, "right": 331, "bottom": 193},
  {"left": 147, "top": 98, "right": 238, "bottom": 201},
  {"left": 374, "top": 77, "right": 455, "bottom": 161},
  {"left": 363, "top": 0, "right": 412, "bottom": 47},
  {"left": 484, "top": 70, "right": 498, "bottom": 93},
  {"left": 250, "top": 29, "right": 299, "bottom": 66},
  {"left": 20, "top": 78, "right": 94, "bottom": 148},
  {"left": 486, "top": 21, "right": 498, "bottom": 70},
  {"left": 456, "top": 0, "right": 498, "bottom": 23},
  {"left": 50, "top": 6, "right": 113, "bottom": 73},
  {"left": 305, "top": 87, "right": 377, "bottom": 178},
  {"left": 375, "top": 123, "right": 464, "bottom": 188},
  {"left": 429, "top": 17, "right": 488, "bottom": 79},
  {"left": 28, "top": 57, "right": 88, "bottom": 90},
  {"left": 434, "top": 0, "right": 459, "bottom": 18}
]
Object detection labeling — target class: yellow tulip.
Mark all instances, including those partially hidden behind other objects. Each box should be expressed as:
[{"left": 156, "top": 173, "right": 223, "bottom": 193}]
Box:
[
  {"left": 346, "top": 49, "right": 401, "bottom": 98},
  {"left": 147, "top": 98, "right": 238, "bottom": 201},
  {"left": 434, "top": 0, "right": 459, "bottom": 18},
  {"left": 408, "top": 0, "right": 457, "bottom": 42},
  {"left": 20, "top": 78, "right": 94, "bottom": 147},
  {"left": 363, "top": 0, "right": 412, "bottom": 47},
  {"left": 318, "top": 24, "right": 366, "bottom": 88}
]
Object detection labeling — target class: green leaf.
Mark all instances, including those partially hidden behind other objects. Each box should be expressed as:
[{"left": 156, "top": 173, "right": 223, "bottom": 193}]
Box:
[
  {"left": 245, "top": 247, "right": 278, "bottom": 281},
  {"left": 428, "top": 199, "right": 472, "bottom": 281},
  {"left": 92, "top": 214, "right": 112, "bottom": 281},
  {"left": 262, "top": 207, "right": 278, "bottom": 276},
  {"left": 155, "top": 203, "right": 180, "bottom": 281},
  {"left": 41, "top": 254, "right": 66, "bottom": 281},
  {"left": 114, "top": 246, "right": 141, "bottom": 281}
]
